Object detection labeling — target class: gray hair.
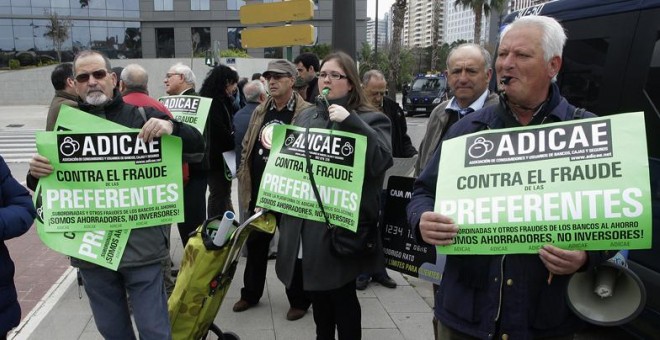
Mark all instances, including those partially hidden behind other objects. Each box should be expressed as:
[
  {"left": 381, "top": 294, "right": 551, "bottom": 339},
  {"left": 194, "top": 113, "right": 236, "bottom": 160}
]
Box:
[
  {"left": 361, "top": 69, "right": 386, "bottom": 86},
  {"left": 243, "top": 80, "right": 266, "bottom": 103},
  {"left": 120, "top": 63, "right": 148, "bottom": 92},
  {"left": 446, "top": 43, "right": 492, "bottom": 72},
  {"left": 500, "top": 15, "right": 566, "bottom": 62},
  {"left": 169, "top": 62, "right": 197, "bottom": 86}
]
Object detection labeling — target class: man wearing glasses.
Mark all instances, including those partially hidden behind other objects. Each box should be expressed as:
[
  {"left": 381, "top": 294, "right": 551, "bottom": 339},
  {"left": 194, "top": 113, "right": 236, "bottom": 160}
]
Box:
[
  {"left": 164, "top": 62, "right": 197, "bottom": 96},
  {"left": 354, "top": 69, "right": 418, "bottom": 291},
  {"left": 27, "top": 50, "right": 204, "bottom": 340},
  {"left": 234, "top": 59, "right": 312, "bottom": 321}
]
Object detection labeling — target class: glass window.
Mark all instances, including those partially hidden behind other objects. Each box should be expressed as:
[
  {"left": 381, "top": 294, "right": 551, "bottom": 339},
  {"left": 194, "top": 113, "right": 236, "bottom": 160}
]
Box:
[
  {"left": 191, "top": 27, "right": 210, "bottom": 55},
  {"left": 155, "top": 0, "right": 173, "bottom": 11},
  {"left": 156, "top": 27, "right": 175, "bottom": 58},
  {"left": 11, "top": 4, "right": 31, "bottom": 15},
  {"left": 0, "top": 24, "right": 13, "bottom": 51},
  {"left": 645, "top": 37, "right": 660, "bottom": 115},
  {"left": 12, "top": 20, "right": 34, "bottom": 50},
  {"left": 122, "top": 23, "right": 142, "bottom": 58},
  {"left": 125, "top": 0, "right": 139, "bottom": 10},
  {"left": 227, "top": 27, "right": 244, "bottom": 50},
  {"left": 191, "top": 0, "right": 209, "bottom": 11},
  {"left": 72, "top": 22, "right": 91, "bottom": 52},
  {"left": 107, "top": 0, "right": 123, "bottom": 10},
  {"left": 52, "top": 0, "right": 70, "bottom": 8},
  {"left": 558, "top": 38, "right": 609, "bottom": 112},
  {"left": 227, "top": 0, "right": 244, "bottom": 10},
  {"left": 264, "top": 47, "right": 283, "bottom": 59}
]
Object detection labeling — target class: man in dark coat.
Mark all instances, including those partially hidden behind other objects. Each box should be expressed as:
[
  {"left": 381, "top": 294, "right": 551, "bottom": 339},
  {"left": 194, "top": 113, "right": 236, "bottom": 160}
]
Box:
[
  {"left": 46, "top": 62, "right": 79, "bottom": 131},
  {"left": 294, "top": 52, "right": 320, "bottom": 103},
  {"left": 407, "top": 16, "right": 611, "bottom": 340},
  {"left": 27, "top": 50, "right": 204, "bottom": 340}
]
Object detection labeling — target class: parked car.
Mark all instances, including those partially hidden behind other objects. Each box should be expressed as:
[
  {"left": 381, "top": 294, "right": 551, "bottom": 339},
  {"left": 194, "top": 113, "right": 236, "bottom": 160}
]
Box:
[
  {"left": 500, "top": 0, "right": 660, "bottom": 338},
  {"left": 403, "top": 73, "right": 448, "bottom": 117}
]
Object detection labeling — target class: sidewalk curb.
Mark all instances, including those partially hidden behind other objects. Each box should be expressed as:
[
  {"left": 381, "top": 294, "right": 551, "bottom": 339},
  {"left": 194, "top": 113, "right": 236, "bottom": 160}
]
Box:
[{"left": 9, "top": 266, "right": 77, "bottom": 340}]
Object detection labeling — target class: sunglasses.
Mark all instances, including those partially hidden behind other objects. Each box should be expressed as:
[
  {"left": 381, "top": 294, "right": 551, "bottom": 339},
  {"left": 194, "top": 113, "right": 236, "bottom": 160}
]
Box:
[
  {"left": 264, "top": 73, "right": 290, "bottom": 81},
  {"left": 75, "top": 69, "right": 108, "bottom": 83}
]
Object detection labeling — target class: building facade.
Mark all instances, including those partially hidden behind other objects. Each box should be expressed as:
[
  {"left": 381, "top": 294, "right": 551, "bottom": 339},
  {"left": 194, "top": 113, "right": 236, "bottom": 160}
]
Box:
[
  {"left": 366, "top": 13, "right": 389, "bottom": 49},
  {"left": 444, "top": 1, "right": 492, "bottom": 45},
  {"left": 0, "top": 0, "right": 367, "bottom": 62},
  {"left": 402, "top": 0, "right": 439, "bottom": 48}
]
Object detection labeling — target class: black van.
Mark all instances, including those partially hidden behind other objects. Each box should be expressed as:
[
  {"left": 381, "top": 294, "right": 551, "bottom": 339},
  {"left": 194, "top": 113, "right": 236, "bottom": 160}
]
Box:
[{"left": 500, "top": 1, "right": 660, "bottom": 338}]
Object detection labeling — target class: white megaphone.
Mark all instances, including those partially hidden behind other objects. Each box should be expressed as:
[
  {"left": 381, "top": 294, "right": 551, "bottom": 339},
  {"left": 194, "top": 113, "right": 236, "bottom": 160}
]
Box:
[{"left": 566, "top": 251, "right": 646, "bottom": 326}]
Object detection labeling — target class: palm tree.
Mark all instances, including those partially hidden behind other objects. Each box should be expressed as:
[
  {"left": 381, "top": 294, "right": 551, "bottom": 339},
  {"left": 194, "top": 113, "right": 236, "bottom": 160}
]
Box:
[
  {"left": 453, "top": 0, "right": 506, "bottom": 45},
  {"left": 387, "top": 0, "right": 407, "bottom": 100}
]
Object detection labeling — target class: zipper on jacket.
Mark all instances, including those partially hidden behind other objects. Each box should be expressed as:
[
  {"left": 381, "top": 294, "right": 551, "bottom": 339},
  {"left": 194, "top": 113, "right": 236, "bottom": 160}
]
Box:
[{"left": 494, "top": 254, "right": 506, "bottom": 322}]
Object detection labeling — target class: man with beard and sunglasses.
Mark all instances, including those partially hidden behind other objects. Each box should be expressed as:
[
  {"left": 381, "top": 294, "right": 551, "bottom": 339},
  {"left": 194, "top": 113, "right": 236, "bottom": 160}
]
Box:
[{"left": 27, "top": 50, "right": 204, "bottom": 340}]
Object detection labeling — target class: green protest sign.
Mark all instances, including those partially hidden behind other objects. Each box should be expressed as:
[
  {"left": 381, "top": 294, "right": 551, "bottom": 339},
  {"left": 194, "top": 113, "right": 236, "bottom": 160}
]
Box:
[
  {"left": 434, "top": 112, "right": 652, "bottom": 254},
  {"left": 35, "top": 130, "right": 184, "bottom": 232},
  {"left": 35, "top": 106, "right": 133, "bottom": 269},
  {"left": 256, "top": 125, "right": 366, "bottom": 232},
  {"left": 54, "top": 105, "right": 114, "bottom": 131},
  {"left": 36, "top": 220, "right": 126, "bottom": 270},
  {"left": 159, "top": 95, "right": 211, "bottom": 133}
]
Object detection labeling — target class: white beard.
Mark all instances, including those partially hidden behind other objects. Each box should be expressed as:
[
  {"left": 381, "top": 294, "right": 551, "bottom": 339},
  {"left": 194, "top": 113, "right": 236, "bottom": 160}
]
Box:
[{"left": 85, "top": 92, "right": 109, "bottom": 106}]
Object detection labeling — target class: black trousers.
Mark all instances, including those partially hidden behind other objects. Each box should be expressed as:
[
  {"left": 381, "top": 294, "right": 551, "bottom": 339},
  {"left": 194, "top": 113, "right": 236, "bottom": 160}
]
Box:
[
  {"left": 241, "top": 231, "right": 310, "bottom": 309},
  {"left": 177, "top": 171, "right": 207, "bottom": 246},
  {"left": 307, "top": 277, "right": 361, "bottom": 340},
  {"left": 207, "top": 169, "right": 233, "bottom": 219}
]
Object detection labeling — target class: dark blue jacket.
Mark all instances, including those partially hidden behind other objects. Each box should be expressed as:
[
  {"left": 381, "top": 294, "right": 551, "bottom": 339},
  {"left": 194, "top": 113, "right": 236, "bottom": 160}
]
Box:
[
  {"left": 407, "top": 84, "right": 613, "bottom": 339},
  {"left": 233, "top": 101, "right": 259, "bottom": 168},
  {"left": 0, "top": 155, "right": 36, "bottom": 335}
]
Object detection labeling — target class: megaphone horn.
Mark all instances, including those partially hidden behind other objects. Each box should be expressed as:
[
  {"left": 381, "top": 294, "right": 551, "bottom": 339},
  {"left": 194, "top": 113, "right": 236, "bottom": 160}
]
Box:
[{"left": 566, "top": 251, "right": 646, "bottom": 326}]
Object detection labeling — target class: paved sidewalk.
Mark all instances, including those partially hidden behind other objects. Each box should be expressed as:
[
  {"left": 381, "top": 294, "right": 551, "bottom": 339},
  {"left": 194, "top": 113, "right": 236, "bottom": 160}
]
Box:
[
  {"left": 11, "top": 257, "right": 435, "bottom": 340},
  {"left": 9, "top": 216, "right": 435, "bottom": 340}
]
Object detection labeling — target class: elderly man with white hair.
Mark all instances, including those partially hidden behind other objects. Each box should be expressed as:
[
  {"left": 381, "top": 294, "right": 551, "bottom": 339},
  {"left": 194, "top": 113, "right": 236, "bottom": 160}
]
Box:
[{"left": 408, "top": 16, "right": 613, "bottom": 340}]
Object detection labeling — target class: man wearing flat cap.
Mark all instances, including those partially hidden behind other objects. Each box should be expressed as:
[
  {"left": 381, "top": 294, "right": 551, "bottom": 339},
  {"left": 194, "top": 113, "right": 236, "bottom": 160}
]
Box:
[{"left": 234, "top": 60, "right": 313, "bottom": 321}]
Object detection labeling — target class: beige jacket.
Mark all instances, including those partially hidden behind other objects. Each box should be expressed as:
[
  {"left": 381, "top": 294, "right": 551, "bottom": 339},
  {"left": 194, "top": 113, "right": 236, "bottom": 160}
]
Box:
[
  {"left": 414, "top": 92, "right": 499, "bottom": 176},
  {"left": 236, "top": 92, "right": 313, "bottom": 221}
]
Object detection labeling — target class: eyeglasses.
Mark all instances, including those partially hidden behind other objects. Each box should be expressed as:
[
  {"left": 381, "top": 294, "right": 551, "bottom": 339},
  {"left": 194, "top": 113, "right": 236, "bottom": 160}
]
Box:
[
  {"left": 75, "top": 69, "right": 108, "bottom": 83},
  {"left": 264, "top": 73, "right": 290, "bottom": 81},
  {"left": 318, "top": 72, "right": 348, "bottom": 81},
  {"left": 166, "top": 72, "right": 182, "bottom": 79},
  {"left": 369, "top": 90, "right": 387, "bottom": 96}
]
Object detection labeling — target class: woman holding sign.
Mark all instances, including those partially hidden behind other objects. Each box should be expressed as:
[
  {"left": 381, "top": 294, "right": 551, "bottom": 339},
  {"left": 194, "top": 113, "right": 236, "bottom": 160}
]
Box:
[{"left": 275, "top": 51, "right": 393, "bottom": 339}]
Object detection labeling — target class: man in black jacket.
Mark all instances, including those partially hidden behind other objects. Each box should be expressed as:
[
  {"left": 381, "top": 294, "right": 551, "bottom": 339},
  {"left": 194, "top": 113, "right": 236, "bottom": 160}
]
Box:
[
  {"left": 354, "top": 70, "right": 418, "bottom": 290},
  {"left": 28, "top": 51, "right": 204, "bottom": 340},
  {"left": 362, "top": 70, "right": 417, "bottom": 158},
  {"left": 293, "top": 52, "right": 320, "bottom": 103}
]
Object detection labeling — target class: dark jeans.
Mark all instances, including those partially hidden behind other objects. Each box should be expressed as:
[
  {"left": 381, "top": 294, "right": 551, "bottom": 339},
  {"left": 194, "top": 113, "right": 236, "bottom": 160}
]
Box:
[
  {"left": 207, "top": 169, "right": 233, "bottom": 219},
  {"left": 81, "top": 263, "right": 171, "bottom": 340},
  {"left": 241, "top": 231, "right": 310, "bottom": 310},
  {"left": 177, "top": 171, "right": 207, "bottom": 246},
  {"left": 308, "top": 278, "right": 361, "bottom": 340}
]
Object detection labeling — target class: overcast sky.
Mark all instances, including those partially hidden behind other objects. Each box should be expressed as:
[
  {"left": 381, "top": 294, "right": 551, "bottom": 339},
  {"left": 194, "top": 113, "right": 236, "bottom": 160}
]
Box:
[{"left": 367, "top": 0, "right": 395, "bottom": 20}]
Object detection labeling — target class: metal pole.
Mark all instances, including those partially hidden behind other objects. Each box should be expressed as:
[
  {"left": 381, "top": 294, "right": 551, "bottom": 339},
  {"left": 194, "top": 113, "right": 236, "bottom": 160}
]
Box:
[
  {"left": 332, "top": 0, "right": 356, "bottom": 59},
  {"left": 374, "top": 0, "right": 379, "bottom": 57}
]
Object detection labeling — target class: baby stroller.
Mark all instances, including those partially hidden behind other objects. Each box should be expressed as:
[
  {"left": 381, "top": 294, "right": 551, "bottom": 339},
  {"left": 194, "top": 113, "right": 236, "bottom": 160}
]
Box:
[{"left": 168, "top": 210, "right": 276, "bottom": 340}]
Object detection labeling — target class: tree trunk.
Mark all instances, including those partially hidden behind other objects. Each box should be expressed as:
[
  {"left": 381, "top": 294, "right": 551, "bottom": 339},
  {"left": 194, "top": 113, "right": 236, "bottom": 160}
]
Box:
[
  {"left": 474, "top": 6, "right": 483, "bottom": 44},
  {"left": 430, "top": 1, "right": 442, "bottom": 70},
  {"left": 387, "top": 0, "right": 407, "bottom": 101}
]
